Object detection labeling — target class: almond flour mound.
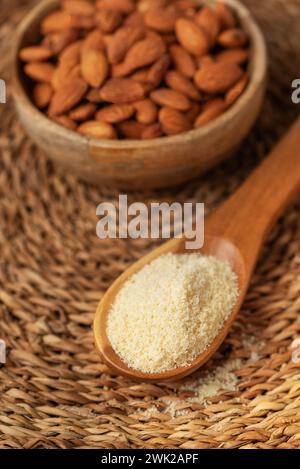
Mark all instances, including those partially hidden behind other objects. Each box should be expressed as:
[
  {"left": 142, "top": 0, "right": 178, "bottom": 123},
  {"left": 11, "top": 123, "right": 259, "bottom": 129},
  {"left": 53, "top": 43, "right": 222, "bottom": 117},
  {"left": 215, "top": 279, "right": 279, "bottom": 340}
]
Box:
[{"left": 107, "top": 253, "right": 238, "bottom": 373}]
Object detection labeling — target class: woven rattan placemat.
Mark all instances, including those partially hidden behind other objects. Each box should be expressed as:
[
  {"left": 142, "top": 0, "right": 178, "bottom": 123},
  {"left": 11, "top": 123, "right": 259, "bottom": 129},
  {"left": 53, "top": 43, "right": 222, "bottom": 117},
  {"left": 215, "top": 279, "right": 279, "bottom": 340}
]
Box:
[{"left": 1, "top": 0, "right": 300, "bottom": 449}]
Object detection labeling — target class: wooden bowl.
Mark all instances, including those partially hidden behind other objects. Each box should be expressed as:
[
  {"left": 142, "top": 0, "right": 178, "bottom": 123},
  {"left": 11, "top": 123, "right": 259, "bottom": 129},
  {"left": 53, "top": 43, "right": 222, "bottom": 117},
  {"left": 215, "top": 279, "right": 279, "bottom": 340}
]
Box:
[{"left": 12, "top": 0, "right": 267, "bottom": 191}]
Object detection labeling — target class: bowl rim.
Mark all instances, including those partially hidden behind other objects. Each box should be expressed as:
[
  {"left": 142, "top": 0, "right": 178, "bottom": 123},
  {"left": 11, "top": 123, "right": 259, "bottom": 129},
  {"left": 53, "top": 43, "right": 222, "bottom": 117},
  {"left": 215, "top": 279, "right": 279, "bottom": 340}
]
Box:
[{"left": 12, "top": 0, "right": 268, "bottom": 151}]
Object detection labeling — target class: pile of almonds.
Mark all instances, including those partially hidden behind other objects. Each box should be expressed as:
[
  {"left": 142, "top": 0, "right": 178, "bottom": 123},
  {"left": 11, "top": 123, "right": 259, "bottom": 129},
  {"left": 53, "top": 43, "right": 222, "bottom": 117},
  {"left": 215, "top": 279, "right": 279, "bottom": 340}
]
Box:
[{"left": 20, "top": 0, "right": 250, "bottom": 140}]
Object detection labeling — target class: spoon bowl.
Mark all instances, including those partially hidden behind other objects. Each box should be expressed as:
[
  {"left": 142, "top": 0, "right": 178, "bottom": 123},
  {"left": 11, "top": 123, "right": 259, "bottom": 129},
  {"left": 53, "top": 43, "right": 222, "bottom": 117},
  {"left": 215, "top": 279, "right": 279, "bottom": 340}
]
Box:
[
  {"left": 94, "top": 118, "right": 300, "bottom": 381},
  {"left": 94, "top": 234, "right": 248, "bottom": 382}
]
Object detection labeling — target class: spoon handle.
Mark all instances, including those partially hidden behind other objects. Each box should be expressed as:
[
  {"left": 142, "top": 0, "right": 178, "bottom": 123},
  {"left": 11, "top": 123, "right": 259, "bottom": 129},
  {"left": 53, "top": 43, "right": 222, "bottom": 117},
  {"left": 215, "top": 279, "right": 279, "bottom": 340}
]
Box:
[{"left": 207, "top": 117, "right": 300, "bottom": 271}]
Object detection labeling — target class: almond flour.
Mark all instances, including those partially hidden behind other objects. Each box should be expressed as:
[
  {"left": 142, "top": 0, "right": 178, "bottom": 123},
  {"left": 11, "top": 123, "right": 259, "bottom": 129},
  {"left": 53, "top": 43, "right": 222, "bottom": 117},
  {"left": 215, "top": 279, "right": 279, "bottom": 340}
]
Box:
[{"left": 107, "top": 253, "right": 239, "bottom": 373}]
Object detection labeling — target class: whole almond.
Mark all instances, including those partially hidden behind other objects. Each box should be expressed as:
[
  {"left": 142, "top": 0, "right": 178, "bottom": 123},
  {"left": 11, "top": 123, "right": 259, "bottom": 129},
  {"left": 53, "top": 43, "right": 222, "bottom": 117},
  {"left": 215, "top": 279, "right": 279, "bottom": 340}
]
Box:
[
  {"left": 194, "top": 98, "right": 227, "bottom": 127},
  {"left": 195, "top": 7, "right": 220, "bottom": 46},
  {"left": 59, "top": 40, "right": 82, "bottom": 67},
  {"left": 112, "top": 35, "right": 166, "bottom": 77},
  {"left": 41, "top": 11, "right": 94, "bottom": 34},
  {"left": 82, "top": 30, "right": 105, "bottom": 53},
  {"left": 170, "top": 44, "right": 196, "bottom": 78},
  {"left": 175, "top": 1, "right": 197, "bottom": 11},
  {"left": 95, "top": 104, "right": 135, "bottom": 123},
  {"left": 69, "top": 103, "right": 97, "bottom": 121},
  {"left": 175, "top": 18, "right": 210, "bottom": 56},
  {"left": 53, "top": 115, "right": 77, "bottom": 131},
  {"left": 52, "top": 63, "right": 81, "bottom": 90},
  {"left": 118, "top": 120, "right": 146, "bottom": 139},
  {"left": 142, "top": 123, "right": 162, "bottom": 139},
  {"left": 100, "top": 78, "right": 145, "bottom": 103},
  {"left": 194, "top": 62, "right": 243, "bottom": 94},
  {"left": 19, "top": 46, "right": 53, "bottom": 62},
  {"left": 159, "top": 107, "right": 191, "bottom": 135},
  {"left": 95, "top": 9, "right": 122, "bottom": 33},
  {"left": 138, "top": 0, "right": 168, "bottom": 13},
  {"left": 144, "top": 7, "right": 178, "bottom": 33},
  {"left": 78, "top": 121, "right": 117, "bottom": 139},
  {"left": 151, "top": 88, "right": 191, "bottom": 111},
  {"left": 87, "top": 88, "right": 103, "bottom": 103},
  {"left": 81, "top": 49, "right": 108, "bottom": 88},
  {"left": 108, "top": 25, "right": 145, "bottom": 64},
  {"left": 133, "top": 99, "right": 158, "bottom": 124},
  {"left": 62, "top": 0, "right": 96, "bottom": 16},
  {"left": 131, "top": 68, "right": 150, "bottom": 83},
  {"left": 218, "top": 28, "right": 248, "bottom": 48},
  {"left": 49, "top": 78, "right": 88, "bottom": 116},
  {"left": 24, "top": 62, "right": 55, "bottom": 83},
  {"left": 96, "top": 0, "right": 135, "bottom": 14},
  {"left": 147, "top": 54, "right": 171, "bottom": 88},
  {"left": 41, "top": 11, "right": 76, "bottom": 33},
  {"left": 196, "top": 54, "right": 214, "bottom": 67},
  {"left": 225, "top": 73, "right": 249, "bottom": 105},
  {"left": 165, "top": 70, "right": 201, "bottom": 100},
  {"left": 216, "top": 48, "right": 249, "bottom": 65},
  {"left": 42, "top": 29, "right": 79, "bottom": 54},
  {"left": 185, "top": 101, "right": 201, "bottom": 123},
  {"left": 125, "top": 11, "right": 144, "bottom": 27},
  {"left": 215, "top": 3, "right": 237, "bottom": 30},
  {"left": 33, "top": 83, "right": 53, "bottom": 108}
]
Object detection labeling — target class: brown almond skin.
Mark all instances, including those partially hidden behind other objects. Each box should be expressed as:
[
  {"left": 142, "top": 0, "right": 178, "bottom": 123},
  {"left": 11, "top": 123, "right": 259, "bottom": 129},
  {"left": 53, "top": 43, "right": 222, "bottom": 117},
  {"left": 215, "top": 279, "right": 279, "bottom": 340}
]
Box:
[
  {"left": 24, "top": 62, "right": 55, "bottom": 83},
  {"left": 69, "top": 103, "right": 97, "bottom": 121},
  {"left": 147, "top": 54, "right": 171, "bottom": 88},
  {"left": 215, "top": 3, "right": 237, "bottom": 30},
  {"left": 144, "top": 7, "right": 178, "bottom": 33},
  {"left": 165, "top": 70, "right": 201, "bottom": 101},
  {"left": 19, "top": 46, "right": 53, "bottom": 62},
  {"left": 108, "top": 25, "right": 145, "bottom": 64},
  {"left": 95, "top": 104, "right": 135, "bottom": 123},
  {"left": 41, "top": 11, "right": 95, "bottom": 34},
  {"left": 100, "top": 78, "right": 145, "bottom": 103},
  {"left": 194, "top": 62, "right": 243, "bottom": 94},
  {"left": 169, "top": 45, "right": 196, "bottom": 78},
  {"left": 95, "top": 9, "right": 122, "bottom": 33},
  {"left": 225, "top": 73, "right": 249, "bottom": 105},
  {"left": 133, "top": 99, "right": 158, "bottom": 124},
  {"left": 87, "top": 88, "right": 103, "bottom": 103},
  {"left": 118, "top": 120, "right": 146, "bottom": 139},
  {"left": 62, "top": 0, "right": 96, "bottom": 16},
  {"left": 131, "top": 68, "right": 150, "bottom": 83},
  {"left": 195, "top": 7, "right": 220, "bottom": 46},
  {"left": 175, "top": 18, "right": 210, "bottom": 57},
  {"left": 33, "top": 83, "right": 53, "bottom": 109},
  {"left": 53, "top": 115, "right": 77, "bottom": 131},
  {"left": 113, "top": 35, "right": 167, "bottom": 77},
  {"left": 82, "top": 30, "right": 105, "bottom": 53},
  {"left": 49, "top": 78, "right": 88, "bottom": 116},
  {"left": 78, "top": 121, "right": 117, "bottom": 139},
  {"left": 151, "top": 88, "right": 191, "bottom": 111},
  {"left": 194, "top": 99, "right": 227, "bottom": 127},
  {"left": 42, "top": 29, "right": 79, "bottom": 54},
  {"left": 59, "top": 41, "right": 82, "bottom": 67},
  {"left": 141, "top": 123, "right": 162, "bottom": 139},
  {"left": 81, "top": 49, "right": 108, "bottom": 88},
  {"left": 218, "top": 28, "right": 248, "bottom": 48},
  {"left": 96, "top": 0, "right": 135, "bottom": 14},
  {"left": 185, "top": 102, "right": 201, "bottom": 124},
  {"left": 196, "top": 54, "right": 214, "bottom": 67},
  {"left": 215, "top": 48, "right": 249, "bottom": 65},
  {"left": 52, "top": 64, "right": 81, "bottom": 91},
  {"left": 159, "top": 107, "right": 191, "bottom": 135}
]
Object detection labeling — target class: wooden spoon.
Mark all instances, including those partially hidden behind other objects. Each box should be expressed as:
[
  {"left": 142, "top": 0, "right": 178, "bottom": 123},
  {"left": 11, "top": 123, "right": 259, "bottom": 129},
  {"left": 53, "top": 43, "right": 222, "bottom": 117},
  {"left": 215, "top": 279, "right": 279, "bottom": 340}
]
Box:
[{"left": 94, "top": 118, "right": 300, "bottom": 382}]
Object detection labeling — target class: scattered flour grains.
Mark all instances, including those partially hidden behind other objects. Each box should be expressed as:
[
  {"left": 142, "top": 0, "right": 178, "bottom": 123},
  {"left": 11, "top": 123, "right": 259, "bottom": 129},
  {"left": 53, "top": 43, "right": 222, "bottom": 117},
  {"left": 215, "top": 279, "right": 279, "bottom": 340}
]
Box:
[{"left": 107, "top": 253, "right": 239, "bottom": 373}]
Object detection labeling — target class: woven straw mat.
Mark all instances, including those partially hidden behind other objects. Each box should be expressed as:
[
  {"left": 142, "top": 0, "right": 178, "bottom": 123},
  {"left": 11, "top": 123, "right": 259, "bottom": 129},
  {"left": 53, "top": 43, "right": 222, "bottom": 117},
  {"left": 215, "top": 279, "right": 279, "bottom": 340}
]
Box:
[{"left": 1, "top": 0, "right": 300, "bottom": 450}]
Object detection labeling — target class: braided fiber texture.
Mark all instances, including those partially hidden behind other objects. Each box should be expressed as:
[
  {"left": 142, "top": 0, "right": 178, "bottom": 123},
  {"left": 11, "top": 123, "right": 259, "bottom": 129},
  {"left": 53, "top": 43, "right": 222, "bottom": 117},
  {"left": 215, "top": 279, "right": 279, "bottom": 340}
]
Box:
[{"left": 1, "top": 0, "right": 300, "bottom": 449}]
